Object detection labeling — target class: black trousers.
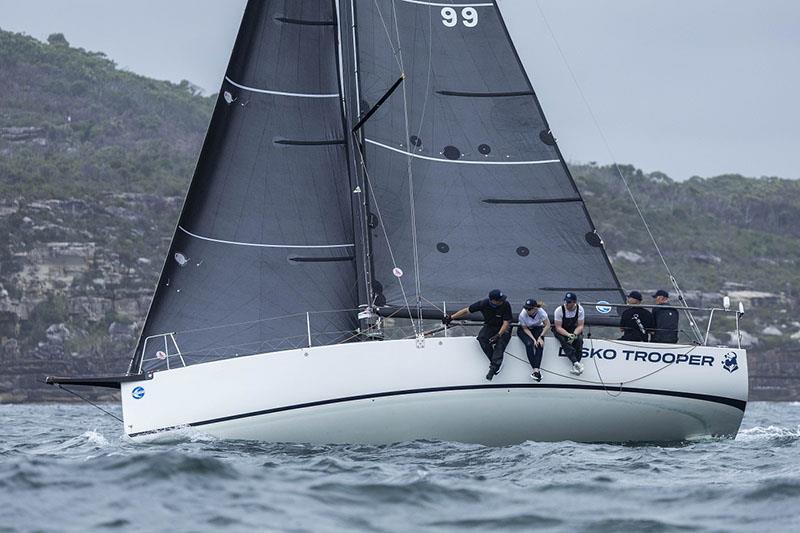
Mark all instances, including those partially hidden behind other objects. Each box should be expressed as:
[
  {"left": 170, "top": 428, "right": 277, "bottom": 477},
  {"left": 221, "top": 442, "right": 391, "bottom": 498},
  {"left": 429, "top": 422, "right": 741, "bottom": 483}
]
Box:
[
  {"left": 554, "top": 332, "right": 583, "bottom": 364},
  {"left": 517, "top": 326, "right": 544, "bottom": 369},
  {"left": 477, "top": 325, "right": 509, "bottom": 370}
]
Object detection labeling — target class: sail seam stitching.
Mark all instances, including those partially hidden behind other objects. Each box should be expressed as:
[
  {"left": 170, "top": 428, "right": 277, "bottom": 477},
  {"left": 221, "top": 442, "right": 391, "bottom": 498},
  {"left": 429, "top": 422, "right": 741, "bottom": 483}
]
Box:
[
  {"left": 224, "top": 76, "right": 339, "bottom": 99},
  {"left": 178, "top": 226, "right": 355, "bottom": 249},
  {"left": 366, "top": 139, "right": 560, "bottom": 165}
]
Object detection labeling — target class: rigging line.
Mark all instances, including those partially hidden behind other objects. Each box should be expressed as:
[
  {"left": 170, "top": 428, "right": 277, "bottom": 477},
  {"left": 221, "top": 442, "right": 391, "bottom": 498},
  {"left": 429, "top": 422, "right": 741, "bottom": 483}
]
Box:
[
  {"left": 390, "top": 0, "right": 424, "bottom": 329},
  {"left": 412, "top": 4, "right": 434, "bottom": 148},
  {"left": 373, "top": 0, "right": 403, "bottom": 70},
  {"left": 532, "top": 1, "right": 703, "bottom": 344},
  {"left": 161, "top": 308, "right": 362, "bottom": 337},
  {"left": 354, "top": 132, "right": 419, "bottom": 335},
  {"left": 55, "top": 384, "right": 124, "bottom": 424},
  {"left": 586, "top": 337, "right": 623, "bottom": 397}
]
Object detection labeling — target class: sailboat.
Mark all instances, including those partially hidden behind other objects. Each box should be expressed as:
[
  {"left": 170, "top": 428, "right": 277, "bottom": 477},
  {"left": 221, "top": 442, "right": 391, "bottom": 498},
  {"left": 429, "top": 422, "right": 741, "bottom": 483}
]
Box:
[{"left": 47, "top": 0, "right": 748, "bottom": 444}]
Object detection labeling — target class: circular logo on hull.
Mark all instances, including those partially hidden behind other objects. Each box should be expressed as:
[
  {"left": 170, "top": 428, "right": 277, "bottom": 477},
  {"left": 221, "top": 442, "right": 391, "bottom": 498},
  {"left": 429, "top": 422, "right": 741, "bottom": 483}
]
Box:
[
  {"left": 132, "top": 386, "right": 145, "bottom": 400},
  {"left": 596, "top": 301, "right": 612, "bottom": 314}
]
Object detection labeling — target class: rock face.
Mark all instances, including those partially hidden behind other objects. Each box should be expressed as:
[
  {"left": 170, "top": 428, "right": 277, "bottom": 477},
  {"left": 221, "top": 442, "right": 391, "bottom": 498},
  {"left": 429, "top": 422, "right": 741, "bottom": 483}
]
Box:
[{"left": 0, "top": 195, "right": 174, "bottom": 401}]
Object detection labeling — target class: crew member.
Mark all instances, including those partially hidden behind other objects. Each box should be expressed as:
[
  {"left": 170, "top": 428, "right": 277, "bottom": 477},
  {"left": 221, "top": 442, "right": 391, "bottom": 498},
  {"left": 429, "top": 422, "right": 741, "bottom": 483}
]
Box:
[
  {"left": 443, "top": 289, "right": 512, "bottom": 381},
  {"left": 553, "top": 292, "right": 585, "bottom": 375},
  {"left": 619, "top": 290, "right": 654, "bottom": 342},
  {"left": 651, "top": 289, "right": 679, "bottom": 344},
  {"left": 517, "top": 299, "right": 550, "bottom": 382}
]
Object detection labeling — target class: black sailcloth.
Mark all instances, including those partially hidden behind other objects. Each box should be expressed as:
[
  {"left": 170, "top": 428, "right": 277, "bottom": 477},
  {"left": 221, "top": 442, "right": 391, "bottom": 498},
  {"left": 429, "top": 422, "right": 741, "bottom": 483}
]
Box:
[
  {"left": 352, "top": 0, "right": 624, "bottom": 319},
  {"left": 131, "top": 0, "right": 358, "bottom": 372}
]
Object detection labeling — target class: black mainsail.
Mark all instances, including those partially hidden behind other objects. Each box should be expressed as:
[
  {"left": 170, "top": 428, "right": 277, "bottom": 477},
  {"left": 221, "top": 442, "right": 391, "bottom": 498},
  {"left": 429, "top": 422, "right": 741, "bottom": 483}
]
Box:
[
  {"left": 130, "top": 0, "right": 625, "bottom": 373},
  {"left": 131, "top": 0, "right": 359, "bottom": 372}
]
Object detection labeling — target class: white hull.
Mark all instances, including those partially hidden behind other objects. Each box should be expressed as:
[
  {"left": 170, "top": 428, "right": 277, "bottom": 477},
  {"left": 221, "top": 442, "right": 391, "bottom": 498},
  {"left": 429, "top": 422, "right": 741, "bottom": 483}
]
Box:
[{"left": 121, "top": 336, "right": 748, "bottom": 445}]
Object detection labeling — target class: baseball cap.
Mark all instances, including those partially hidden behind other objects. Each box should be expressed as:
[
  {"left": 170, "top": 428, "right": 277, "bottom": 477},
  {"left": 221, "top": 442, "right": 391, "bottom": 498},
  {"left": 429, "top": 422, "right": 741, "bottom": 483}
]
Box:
[
  {"left": 564, "top": 292, "right": 577, "bottom": 302},
  {"left": 652, "top": 289, "right": 669, "bottom": 298},
  {"left": 524, "top": 299, "right": 540, "bottom": 309},
  {"left": 627, "top": 290, "right": 643, "bottom": 301},
  {"left": 488, "top": 289, "right": 506, "bottom": 301}
]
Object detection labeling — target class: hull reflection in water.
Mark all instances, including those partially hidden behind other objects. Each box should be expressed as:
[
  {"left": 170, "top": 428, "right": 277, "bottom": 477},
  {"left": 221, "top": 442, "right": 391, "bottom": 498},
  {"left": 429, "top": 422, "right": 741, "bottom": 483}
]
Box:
[{"left": 122, "top": 337, "right": 748, "bottom": 445}]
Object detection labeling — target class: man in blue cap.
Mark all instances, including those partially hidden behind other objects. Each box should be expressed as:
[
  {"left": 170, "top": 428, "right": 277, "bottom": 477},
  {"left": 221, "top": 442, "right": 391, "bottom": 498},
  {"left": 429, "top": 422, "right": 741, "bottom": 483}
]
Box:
[
  {"left": 619, "top": 290, "right": 654, "bottom": 342},
  {"left": 443, "top": 289, "right": 512, "bottom": 380},
  {"left": 553, "top": 292, "right": 585, "bottom": 375},
  {"left": 651, "top": 290, "right": 679, "bottom": 343}
]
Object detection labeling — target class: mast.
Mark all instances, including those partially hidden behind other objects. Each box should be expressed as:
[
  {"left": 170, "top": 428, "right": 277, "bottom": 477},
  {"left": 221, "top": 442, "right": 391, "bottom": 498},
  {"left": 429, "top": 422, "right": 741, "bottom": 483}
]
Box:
[{"left": 334, "top": 0, "right": 376, "bottom": 312}]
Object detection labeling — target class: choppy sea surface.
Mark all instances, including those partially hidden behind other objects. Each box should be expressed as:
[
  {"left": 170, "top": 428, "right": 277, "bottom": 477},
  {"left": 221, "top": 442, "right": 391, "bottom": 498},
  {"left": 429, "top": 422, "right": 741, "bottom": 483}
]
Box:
[{"left": 1, "top": 402, "right": 798, "bottom": 532}]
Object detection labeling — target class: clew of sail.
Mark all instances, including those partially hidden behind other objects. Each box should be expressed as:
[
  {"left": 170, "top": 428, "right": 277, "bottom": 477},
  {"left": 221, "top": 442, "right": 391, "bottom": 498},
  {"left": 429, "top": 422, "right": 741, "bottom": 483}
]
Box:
[
  {"left": 351, "top": 0, "right": 624, "bottom": 320},
  {"left": 130, "top": 0, "right": 359, "bottom": 373}
]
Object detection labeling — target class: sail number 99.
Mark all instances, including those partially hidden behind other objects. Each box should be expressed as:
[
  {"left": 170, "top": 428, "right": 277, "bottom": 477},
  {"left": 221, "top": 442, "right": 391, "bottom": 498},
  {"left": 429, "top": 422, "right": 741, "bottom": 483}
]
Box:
[{"left": 441, "top": 7, "right": 479, "bottom": 28}]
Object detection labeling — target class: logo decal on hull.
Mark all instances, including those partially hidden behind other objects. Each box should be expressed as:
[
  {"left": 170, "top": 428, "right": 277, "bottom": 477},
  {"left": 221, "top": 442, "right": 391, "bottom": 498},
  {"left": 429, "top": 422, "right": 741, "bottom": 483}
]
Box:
[
  {"left": 722, "top": 352, "right": 739, "bottom": 373},
  {"left": 132, "top": 386, "right": 145, "bottom": 400},
  {"left": 595, "top": 301, "right": 612, "bottom": 314}
]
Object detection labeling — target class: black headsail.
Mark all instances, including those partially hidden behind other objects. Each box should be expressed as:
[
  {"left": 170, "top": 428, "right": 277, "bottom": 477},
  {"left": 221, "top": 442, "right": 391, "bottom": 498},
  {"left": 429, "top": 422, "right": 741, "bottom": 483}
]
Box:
[
  {"left": 130, "top": 0, "right": 359, "bottom": 373},
  {"left": 350, "top": 0, "right": 625, "bottom": 322}
]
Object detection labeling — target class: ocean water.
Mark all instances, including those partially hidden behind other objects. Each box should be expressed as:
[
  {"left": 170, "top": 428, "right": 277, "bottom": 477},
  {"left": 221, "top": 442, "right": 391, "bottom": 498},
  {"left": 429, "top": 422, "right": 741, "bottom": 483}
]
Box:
[{"left": 1, "top": 403, "right": 798, "bottom": 532}]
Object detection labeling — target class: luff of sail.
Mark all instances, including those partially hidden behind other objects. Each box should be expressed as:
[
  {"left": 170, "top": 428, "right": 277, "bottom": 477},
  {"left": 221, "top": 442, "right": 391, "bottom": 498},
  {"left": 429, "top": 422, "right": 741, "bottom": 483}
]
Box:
[
  {"left": 131, "top": 0, "right": 359, "bottom": 373},
  {"left": 352, "top": 0, "right": 625, "bottom": 319}
]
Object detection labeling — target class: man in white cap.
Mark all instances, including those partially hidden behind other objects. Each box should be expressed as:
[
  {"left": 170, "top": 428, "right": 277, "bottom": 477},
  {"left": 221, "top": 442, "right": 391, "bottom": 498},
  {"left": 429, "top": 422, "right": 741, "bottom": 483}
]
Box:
[{"left": 553, "top": 292, "right": 585, "bottom": 375}]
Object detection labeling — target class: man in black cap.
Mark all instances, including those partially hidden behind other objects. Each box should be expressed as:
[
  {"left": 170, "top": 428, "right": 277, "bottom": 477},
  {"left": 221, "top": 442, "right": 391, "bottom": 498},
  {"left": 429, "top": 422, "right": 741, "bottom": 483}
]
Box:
[
  {"left": 619, "top": 290, "right": 654, "bottom": 342},
  {"left": 553, "top": 292, "right": 585, "bottom": 375},
  {"left": 443, "top": 289, "right": 512, "bottom": 380},
  {"left": 517, "top": 299, "right": 550, "bottom": 382},
  {"left": 651, "top": 289, "right": 679, "bottom": 344}
]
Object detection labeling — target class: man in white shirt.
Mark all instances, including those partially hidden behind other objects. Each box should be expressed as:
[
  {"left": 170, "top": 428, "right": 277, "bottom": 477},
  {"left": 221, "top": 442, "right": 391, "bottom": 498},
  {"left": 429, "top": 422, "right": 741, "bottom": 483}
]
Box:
[
  {"left": 553, "top": 292, "right": 585, "bottom": 375},
  {"left": 516, "top": 299, "right": 551, "bottom": 382}
]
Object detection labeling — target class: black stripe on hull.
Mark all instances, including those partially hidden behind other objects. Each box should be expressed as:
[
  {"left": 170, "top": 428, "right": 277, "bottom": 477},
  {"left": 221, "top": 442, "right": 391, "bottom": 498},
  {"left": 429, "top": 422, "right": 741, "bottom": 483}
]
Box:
[{"left": 128, "top": 383, "right": 746, "bottom": 438}]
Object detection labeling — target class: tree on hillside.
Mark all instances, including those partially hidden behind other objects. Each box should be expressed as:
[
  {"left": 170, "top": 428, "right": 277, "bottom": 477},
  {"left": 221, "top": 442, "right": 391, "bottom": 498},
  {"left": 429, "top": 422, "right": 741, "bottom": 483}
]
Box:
[{"left": 47, "top": 33, "right": 70, "bottom": 47}]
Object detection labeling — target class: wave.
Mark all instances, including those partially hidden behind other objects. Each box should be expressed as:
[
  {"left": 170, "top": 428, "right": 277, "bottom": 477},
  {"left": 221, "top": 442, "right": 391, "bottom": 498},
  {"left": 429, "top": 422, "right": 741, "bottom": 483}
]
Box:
[
  {"left": 737, "top": 425, "right": 800, "bottom": 443},
  {"left": 742, "top": 479, "right": 800, "bottom": 501},
  {"left": 309, "top": 479, "right": 483, "bottom": 506},
  {"left": 584, "top": 518, "right": 699, "bottom": 532},
  {"left": 427, "top": 513, "right": 563, "bottom": 529}
]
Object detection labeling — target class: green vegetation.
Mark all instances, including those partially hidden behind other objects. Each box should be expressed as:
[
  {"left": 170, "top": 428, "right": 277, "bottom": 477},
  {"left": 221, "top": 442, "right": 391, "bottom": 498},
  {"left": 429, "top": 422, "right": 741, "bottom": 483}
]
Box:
[
  {"left": 0, "top": 29, "right": 213, "bottom": 199},
  {"left": 574, "top": 164, "right": 800, "bottom": 299}
]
